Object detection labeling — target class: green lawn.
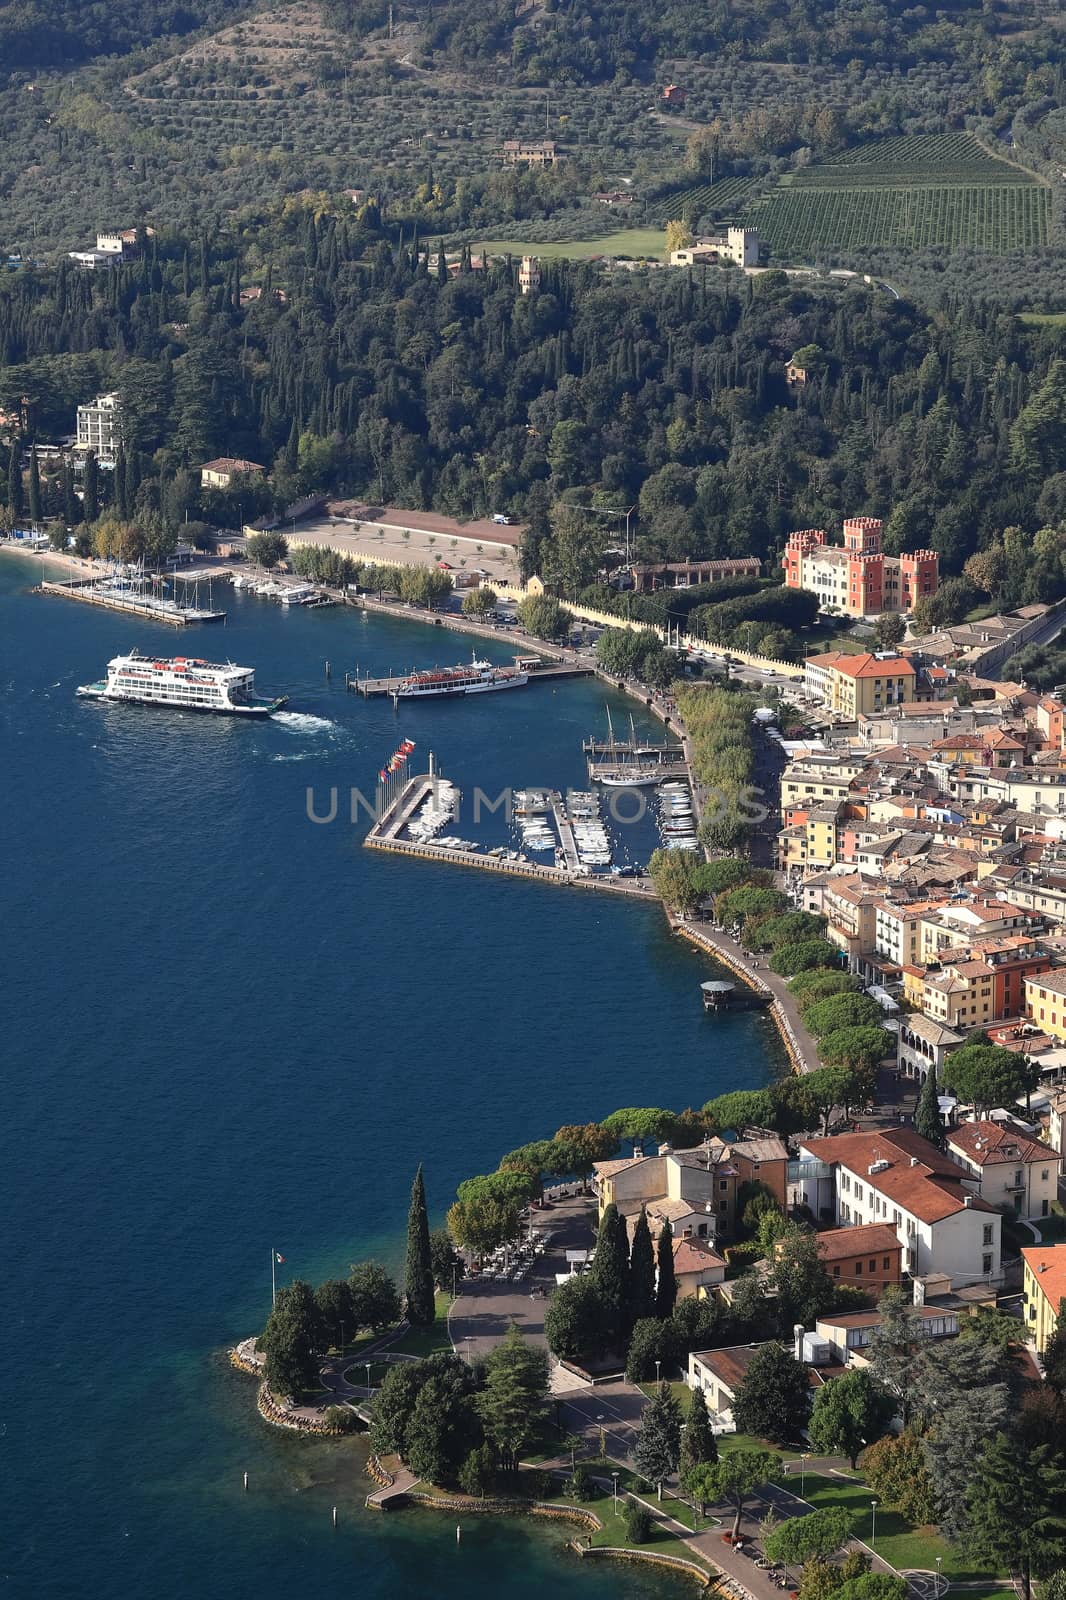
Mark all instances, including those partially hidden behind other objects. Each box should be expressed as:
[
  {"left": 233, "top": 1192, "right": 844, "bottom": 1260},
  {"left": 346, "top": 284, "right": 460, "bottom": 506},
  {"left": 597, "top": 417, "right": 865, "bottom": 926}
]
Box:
[
  {"left": 638, "top": 1380, "right": 691, "bottom": 1407},
  {"left": 474, "top": 229, "right": 667, "bottom": 261},
  {"left": 799, "top": 1475, "right": 1002, "bottom": 1580},
  {"left": 579, "top": 1480, "right": 712, "bottom": 1567},
  {"left": 386, "top": 1292, "right": 454, "bottom": 1358}
]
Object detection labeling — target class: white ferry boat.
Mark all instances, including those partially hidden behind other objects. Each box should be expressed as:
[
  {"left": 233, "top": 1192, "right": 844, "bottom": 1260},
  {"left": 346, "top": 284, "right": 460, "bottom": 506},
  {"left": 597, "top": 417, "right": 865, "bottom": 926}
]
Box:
[
  {"left": 77, "top": 650, "right": 288, "bottom": 717},
  {"left": 396, "top": 655, "right": 528, "bottom": 698}
]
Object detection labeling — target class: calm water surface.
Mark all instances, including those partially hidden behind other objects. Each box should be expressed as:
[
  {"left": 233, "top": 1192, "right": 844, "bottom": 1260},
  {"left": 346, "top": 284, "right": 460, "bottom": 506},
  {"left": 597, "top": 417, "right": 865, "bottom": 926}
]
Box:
[{"left": 0, "top": 556, "right": 785, "bottom": 1598}]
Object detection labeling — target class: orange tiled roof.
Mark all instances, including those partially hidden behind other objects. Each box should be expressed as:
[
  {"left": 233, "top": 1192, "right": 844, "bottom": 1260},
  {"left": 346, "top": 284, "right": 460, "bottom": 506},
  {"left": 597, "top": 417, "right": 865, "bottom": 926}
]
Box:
[{"left": 1023, "top": 1245, "right": 1066, "bottom": 1314}]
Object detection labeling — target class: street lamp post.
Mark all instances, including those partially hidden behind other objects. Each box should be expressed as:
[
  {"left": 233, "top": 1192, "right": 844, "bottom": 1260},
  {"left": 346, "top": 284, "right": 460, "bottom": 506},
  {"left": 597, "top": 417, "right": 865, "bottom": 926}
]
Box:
[
  {"left": 935, "top": 1557, "right": 942, "bottom": 1598},
  {"left": 612, "top": 1471, "right": 619, "bottom": 1509},
  {"left": 365, "top": 1361, "right": 372, "bottom": 1394},
  {"left": 870, "top": 1499, "right": 878, "bottom": 1549},
  {"left": 801, "top": 1452, "right": 810, "bottom": 1496},
  {"left": 655, "top": 1359, "right": 662, "bottom": 1388}
]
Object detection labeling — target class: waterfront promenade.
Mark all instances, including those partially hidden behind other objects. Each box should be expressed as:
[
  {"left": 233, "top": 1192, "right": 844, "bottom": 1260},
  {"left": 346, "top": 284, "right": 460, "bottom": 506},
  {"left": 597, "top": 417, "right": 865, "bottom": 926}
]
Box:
[{"left": 672, "top": 915, "right": 820, "bottom": 1075}]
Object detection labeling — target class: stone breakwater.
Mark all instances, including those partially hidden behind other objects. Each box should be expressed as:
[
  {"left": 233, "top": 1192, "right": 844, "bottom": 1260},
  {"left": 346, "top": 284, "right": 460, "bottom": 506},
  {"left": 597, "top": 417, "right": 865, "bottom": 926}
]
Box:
[
  {"left": 404, "top": 1490, "right": 600, "bottom": 1529},
  {"left": 257, "top": 1384, "right": 339, "bottom": 1434}
]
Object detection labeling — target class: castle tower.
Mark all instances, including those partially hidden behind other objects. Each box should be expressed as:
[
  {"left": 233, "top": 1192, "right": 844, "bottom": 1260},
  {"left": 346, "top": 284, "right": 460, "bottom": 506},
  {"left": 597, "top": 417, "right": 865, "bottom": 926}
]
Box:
[
  {"left": 843, "top": 516, "right": 883, "bottom": 555},
  {"left": 518, "top": 255, "right": 541, "bottom": 296}
]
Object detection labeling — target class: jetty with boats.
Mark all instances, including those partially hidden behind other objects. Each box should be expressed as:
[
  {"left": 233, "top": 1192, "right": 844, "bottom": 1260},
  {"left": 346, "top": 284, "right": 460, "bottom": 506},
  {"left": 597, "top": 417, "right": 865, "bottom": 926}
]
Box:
[
  {"left": 39, "top": 570, "right": 226, "bottom": 626},
  {"left": 583, "top": 710, "right": 688, "bottom": 785}
]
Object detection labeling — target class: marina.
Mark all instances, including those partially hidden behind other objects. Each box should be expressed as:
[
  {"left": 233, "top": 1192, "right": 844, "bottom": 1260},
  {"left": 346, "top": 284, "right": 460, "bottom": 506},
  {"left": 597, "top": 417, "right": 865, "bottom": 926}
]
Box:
[
  {"left": 583, "top": 716, "right": 688, "bottom": 785},
  {"left": 39, "top": 574, "right": 227, "bottom": 625}
]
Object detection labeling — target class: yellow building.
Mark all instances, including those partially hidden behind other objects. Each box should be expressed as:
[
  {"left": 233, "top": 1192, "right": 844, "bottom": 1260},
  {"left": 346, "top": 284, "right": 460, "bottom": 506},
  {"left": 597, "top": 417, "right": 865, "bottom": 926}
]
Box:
[
  {"left": 803, "top": 652, "right": 916, "bottom": 719},
  {"left": 1022, "top": 1245, "right": 1066, "bottom": 1353},
  {"left": 1025, "top": 969, "right": 1066, "bottom": 1043}
]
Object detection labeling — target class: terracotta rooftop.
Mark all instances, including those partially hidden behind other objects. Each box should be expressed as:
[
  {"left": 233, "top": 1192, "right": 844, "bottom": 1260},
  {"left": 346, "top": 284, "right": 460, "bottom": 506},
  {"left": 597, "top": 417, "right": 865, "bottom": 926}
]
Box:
[
  {"left": 947, "top": 1120, "right": 1058, "bottom": 1169},
  {"left": 803, "top": 1126, "right": 997, "bottom": 1223},
  {"left": 673, "top": 1237, "right": 726, "bottom": 1277},
  {"left": 815, "top": 1224, "right": 903, "bottom": 1262},
  {"left": 1022, "top": 1244, "right": 1066, "bottom": 1314},
  {"left": 1026, "top": 970, "right": 1066, "bottom": 998}
]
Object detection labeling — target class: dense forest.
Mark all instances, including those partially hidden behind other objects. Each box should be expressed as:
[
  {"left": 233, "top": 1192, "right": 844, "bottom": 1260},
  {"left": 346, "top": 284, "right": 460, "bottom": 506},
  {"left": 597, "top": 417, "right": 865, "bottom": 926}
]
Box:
[{"left": 3, "top": 201, "right": 1066, "bottom": 624}]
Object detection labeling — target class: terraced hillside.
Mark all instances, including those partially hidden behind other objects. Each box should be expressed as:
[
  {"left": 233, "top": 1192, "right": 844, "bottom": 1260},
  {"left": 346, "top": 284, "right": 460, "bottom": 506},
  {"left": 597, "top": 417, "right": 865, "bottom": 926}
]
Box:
[{"left": 747, "top": 134, "right": 1051, "bottom": 255}]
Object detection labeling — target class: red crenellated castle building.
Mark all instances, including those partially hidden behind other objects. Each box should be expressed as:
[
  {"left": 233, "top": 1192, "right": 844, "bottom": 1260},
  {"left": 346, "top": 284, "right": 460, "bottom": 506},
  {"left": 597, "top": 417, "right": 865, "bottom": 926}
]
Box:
[{"left": 782, "top": 517, "right": 939, "bottom": 618}]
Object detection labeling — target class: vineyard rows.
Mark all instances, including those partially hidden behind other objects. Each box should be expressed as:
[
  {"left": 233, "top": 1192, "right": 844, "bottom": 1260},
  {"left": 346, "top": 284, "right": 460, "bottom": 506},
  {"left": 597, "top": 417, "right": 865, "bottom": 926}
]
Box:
[
  {"left": 651, "top": 177, "right": 760, "bottom": 222},
  {"left": 829, "top": 132, "right": 997, "bottom": 166},
  {"left": 787, "top": 163, "right": 1036, "bottom": 188},
  {"left": 749, "top": 181, "right": 1050, "bottom": 253}
]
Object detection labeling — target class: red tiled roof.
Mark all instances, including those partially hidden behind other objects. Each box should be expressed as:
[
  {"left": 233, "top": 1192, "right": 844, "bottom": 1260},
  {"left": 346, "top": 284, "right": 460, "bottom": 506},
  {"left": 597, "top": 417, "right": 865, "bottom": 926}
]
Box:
[
  {"left": 947, "top": 1120, "right": 1058, "bottom": 1169},
  {"left": 816, "top": 1224, "right": 903, "bottom": 1262},
  {"left": 673, "top": 1237, "right": 726, "bottom": 1276},
  {"left": 1022, "top": 1245, "right": 1066, "bottom": 1314},
  {"left": 803, "top": 1127, "right": 996, "bottom": 1223}
]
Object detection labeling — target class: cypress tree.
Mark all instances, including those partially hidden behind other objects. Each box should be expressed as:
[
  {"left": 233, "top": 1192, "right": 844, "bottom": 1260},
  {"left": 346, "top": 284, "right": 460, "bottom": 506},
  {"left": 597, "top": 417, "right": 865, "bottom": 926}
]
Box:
[
  {"left": 83, "top": 450, "right": 99, "bottom": 523},
  {"left": 61, "top": 456, "right": 79, "bottom": 525},
  {"left": 629, "top": 1207, "right": 656, "bottom": 1324},
  {"left": 114, "top": 445, "right": 129, "bottom": 519},
  {"left": 680, "top": 1383, "right": 718, "bottom": 1475},
  {"left": 404, "top": 1164, "right": 435, "bottom": 1328},
  {"left": 914, "top": 1069, "right": 943, "bottom": 1148},
  {"left": 7, "top": 438, "right": 23, "bottom": 522},
  {"left": 592, "top": 1202, "right": 630, "bottom": 1345},
  {"left": 656, "top": 1220, "right": 676, "bottom": 1318},
  {"left": 27, "top": 444, "right": 41, "bottom": 523}
]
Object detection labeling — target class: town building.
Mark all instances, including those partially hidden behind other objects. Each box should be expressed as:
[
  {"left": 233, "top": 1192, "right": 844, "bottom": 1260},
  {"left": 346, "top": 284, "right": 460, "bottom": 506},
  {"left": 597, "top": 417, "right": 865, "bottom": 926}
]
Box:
[
  {"left": 1025, "top": 969, "right": 1066, "bottom": 1043},
  {"left": 813, "top": 1302, "right": 963, "bottom": 1366},
  {"left": 897, "top": 1014, "right": 964, "bottom": 1083},
  {"left": 812, "top": 1223, "right": 904, "bottom": 1294},
  {"left": 1022, "top": 1244, "right": 1066, "bottom": 1353},
  {"left": 200, "top": 458, "right": 266, "bottom": 490},
  {"left": 803, "top": 652, "right": 917, "bottom": 720},
  {"left": 686, "top": 1340, "right": 840, "bottom": 1425},
  {"left": 74, "top": 392, "right": 122, "bottom": 464},
  {"left": 499, "top": 140, "right": 561, "bottom": 167},
  {"left": 782, "top": 518, "right": 939, "bottom": 618},
  {"left": 68, "top": 227, "right": 154, "bottom": 270},
  {"left": 671, "top": 1236, "right": 727, "bottom": 1300},
  {"left": 670, "top": 228, "right": 760, "bottom": 270},
  {"left": 661, "top": 84, "right": 687, "bottom": 107},
  {"left": 794, "top": 1126, "right": 1003, "bottom": 1288},
  {"left": 593, "top": 1135, "right": 788, "bottom": 1244},
  {"left": 629, "top": 557, "right": 761, "bottom": 592},
  {"left": 945, "top": 1120, "right": 1060, "bottom": 1220}
]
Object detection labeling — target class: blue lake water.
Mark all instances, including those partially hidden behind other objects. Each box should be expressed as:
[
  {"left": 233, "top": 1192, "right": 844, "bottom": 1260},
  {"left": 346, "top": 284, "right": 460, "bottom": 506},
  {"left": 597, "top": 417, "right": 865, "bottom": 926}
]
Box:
[{"left": 0, "top": 556, "right": 786, "bottom": 1599}]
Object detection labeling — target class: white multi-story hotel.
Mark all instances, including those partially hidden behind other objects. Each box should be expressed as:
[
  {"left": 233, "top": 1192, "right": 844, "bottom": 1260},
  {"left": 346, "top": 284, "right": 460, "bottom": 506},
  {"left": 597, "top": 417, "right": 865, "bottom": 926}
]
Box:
[{"left": 75, "top": 393, "right": 122, "bottom": 464}]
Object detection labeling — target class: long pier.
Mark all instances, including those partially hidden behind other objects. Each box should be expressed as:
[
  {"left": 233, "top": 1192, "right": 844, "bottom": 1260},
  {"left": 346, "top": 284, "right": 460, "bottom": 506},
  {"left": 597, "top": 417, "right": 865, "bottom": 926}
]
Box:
[
  {"left": 347, "top": 662, "right": 592, "bottom": 697},
  {"left": 38, "top": 578, "right": 225, "bottom": 626},
  {"left": 549, "top": 791, "right": 580, "bottom": 871}
]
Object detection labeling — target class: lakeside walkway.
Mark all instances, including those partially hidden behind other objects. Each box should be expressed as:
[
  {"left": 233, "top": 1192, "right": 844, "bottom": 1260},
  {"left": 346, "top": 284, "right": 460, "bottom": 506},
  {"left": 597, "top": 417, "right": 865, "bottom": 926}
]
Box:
[{"left": 672, "top": 914, "right": 821, "bottom": 1075}]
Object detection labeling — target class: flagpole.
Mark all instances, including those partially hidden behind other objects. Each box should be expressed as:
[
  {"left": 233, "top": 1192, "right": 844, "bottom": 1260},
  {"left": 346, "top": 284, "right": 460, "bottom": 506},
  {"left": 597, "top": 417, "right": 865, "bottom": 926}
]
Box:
[{"left": 272, "top": 1248, "right": 276, "bottom": 1308}]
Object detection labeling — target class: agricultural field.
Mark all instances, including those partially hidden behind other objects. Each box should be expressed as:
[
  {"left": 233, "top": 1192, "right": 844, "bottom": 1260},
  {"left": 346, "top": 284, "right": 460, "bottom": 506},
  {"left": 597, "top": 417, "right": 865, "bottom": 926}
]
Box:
[
  {"left": 651, "top": 177, "right": 761, "bottom": 222},
  {"left": 474, "top": 228, "right": 666, "bottom": 259},
  {"left": 747, "top": 133, "right": 1050, "bottom": 256}
]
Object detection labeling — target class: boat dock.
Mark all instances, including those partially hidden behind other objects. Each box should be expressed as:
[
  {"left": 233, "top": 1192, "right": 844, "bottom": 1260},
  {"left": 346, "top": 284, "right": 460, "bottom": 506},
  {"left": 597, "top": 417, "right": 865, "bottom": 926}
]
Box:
[
  {"left": 347, "top": 661, "right": 592, "bottom": 697},
  {"left": 38, "top": 578, "right": 226, "bottom": 626},
  {"left": 364, "top": 772, "right": 655, "bottom": 900},
  {"left": 586, "top": 757, "right": 689, "bottom": 783},
  {"left": 582, "top": 729, "right": 687, "bottom": 784},
  {"left": 549, "top": 791, "right": 580, "bottom": 871}
]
